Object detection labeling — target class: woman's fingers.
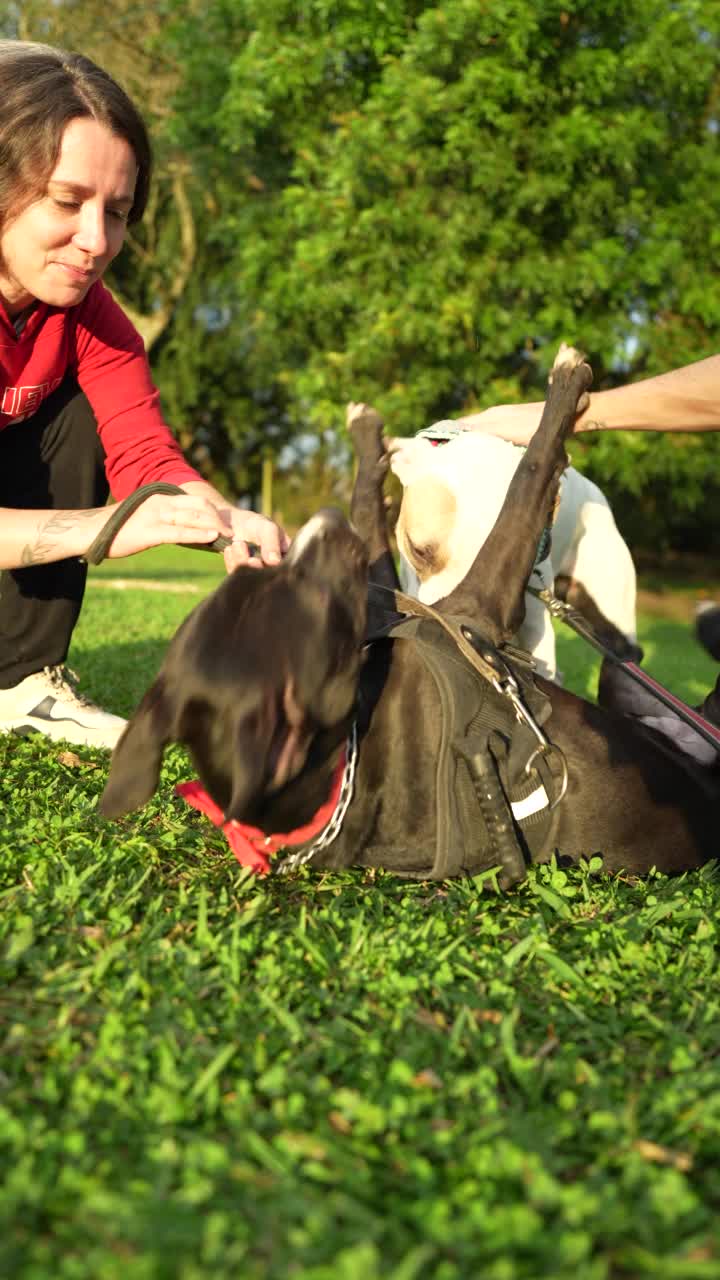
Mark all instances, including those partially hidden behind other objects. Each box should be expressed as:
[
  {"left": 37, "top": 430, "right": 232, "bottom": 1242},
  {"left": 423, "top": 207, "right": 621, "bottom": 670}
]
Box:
[
  {"left": 104, "top": 493, "right": 289, "bottom": 568},
  {"left": 106, "top": 494, "right": 231, "bottom": 558},
  {"left": 162, "top": 496, "right": 232, "bottom": 535},
  {"left": 223, "top": 510, "right": 290, "bottom": 569}
]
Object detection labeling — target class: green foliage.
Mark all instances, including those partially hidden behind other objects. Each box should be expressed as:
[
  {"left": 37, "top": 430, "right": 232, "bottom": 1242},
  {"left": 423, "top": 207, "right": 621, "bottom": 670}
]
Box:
[
  {"left": 166, "top": 0, "right": 720, "bottom": 544},
  {"left": 0, "top": 1, "right": 21, "bottom": 37},
  {"left": 150, "top": 276, "right": 298, "bottom": 499},
  {"left": 13, "top": 0, "right": 720, "bottom": 540},
  {"left": 214, "top": 3, "right": 720, "bottom": 398},
  {"left": 1, "top": 574, "right": 720, "bottom": 1277}
]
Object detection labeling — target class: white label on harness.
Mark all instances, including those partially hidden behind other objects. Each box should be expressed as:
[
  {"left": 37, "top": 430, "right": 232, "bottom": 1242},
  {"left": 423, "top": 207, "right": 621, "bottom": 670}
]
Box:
[{"left": 511, "top": 785, "right": 549, "bottom": 821}]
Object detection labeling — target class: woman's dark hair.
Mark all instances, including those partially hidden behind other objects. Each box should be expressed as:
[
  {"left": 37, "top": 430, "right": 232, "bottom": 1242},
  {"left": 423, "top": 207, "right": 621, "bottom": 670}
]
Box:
[{"left": 0, "top": 40, "right": 152, "bottom": 227}]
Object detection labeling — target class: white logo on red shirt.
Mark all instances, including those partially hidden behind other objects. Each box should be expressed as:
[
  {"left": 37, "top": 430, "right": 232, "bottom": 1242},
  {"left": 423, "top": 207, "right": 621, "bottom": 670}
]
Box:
[{"left": 1, "top": 380, "right": 62, "bottom": 420}]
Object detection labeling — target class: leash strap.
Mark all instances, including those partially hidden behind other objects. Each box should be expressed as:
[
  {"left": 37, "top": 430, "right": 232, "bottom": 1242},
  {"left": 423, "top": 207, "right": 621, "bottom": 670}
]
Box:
[
  {"left": 82, "top": 481, "right": 234, "bottom": 565},
  {"left": 368, "top": 582, "right": 509, "bottom": 687},
  {"left": 531, "top": 585, "right": 720, "bottom": 757}
]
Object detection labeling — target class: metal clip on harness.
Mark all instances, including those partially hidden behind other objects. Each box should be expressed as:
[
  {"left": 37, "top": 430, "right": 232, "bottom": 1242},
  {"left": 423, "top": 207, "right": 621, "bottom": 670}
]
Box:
[{"left": 460, "top": 625, "right": 568, "bottom": 810}]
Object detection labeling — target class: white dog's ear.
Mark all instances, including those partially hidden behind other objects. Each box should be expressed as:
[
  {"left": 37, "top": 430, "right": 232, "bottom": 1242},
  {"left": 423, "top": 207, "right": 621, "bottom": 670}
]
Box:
[{"left": 388, "top": 435, "right": 435, "bottom": 485}]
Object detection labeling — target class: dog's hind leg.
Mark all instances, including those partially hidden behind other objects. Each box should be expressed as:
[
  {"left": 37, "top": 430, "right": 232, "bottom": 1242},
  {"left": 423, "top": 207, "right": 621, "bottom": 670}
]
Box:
[
  {"left": 434, "top": 345, "right": 592, "bottom": 643},
  {"left": 347, "top": 401, "right": 401, "bottom": 591},
  {"left": 555, "top": 575, "right": 642, "bottom": 665}
]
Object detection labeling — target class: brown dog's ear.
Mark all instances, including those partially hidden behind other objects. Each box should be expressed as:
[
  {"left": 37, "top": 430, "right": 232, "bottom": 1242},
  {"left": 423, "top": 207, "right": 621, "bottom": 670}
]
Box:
[
  {"left": 100, "top": 676, "right": 173, "bottom": 818},
  {"left": 223, "top": 716, "right": 272, "bottom": 825},
  {"left": 223, "top": 678, "right": 314, "bottom": 823}
]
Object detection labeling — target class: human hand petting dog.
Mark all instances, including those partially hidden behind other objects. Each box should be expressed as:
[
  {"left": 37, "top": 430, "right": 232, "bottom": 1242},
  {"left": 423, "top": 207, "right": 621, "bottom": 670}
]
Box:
[
  {"left": 218, "top": 506, "right": 290, "bottom": 572},
  {"left": 450, "top": 401, "right": 546, "bottom": 446},
  {"left": 0, "top": 493, "right": 242, "bottom": 571}
]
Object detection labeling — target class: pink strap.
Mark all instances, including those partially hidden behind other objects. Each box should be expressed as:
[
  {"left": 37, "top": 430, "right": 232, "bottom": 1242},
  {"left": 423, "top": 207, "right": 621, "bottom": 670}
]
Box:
[{"left": 624, "top": 662, "right": 720, "bottom": 746}]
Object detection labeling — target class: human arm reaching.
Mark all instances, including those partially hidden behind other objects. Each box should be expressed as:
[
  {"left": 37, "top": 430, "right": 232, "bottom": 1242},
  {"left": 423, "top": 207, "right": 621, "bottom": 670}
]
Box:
[
  {"left": 453, "top": 353, "right": 720, "bottom": 444},
  {"left": 0, "top": 492, "right": 241, "bottom": 571},
  {"left": 0, "top": 486, "right": 289, "bottom": 573}
]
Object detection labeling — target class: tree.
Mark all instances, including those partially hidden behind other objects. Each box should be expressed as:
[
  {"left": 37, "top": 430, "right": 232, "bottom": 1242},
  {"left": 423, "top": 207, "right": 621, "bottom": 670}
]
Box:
[
  {"left": 172, "top": 0, "right": 720, "bottom": 545},
  {"left": 8, "top": 1, "right": 720, "bottom": 544}
]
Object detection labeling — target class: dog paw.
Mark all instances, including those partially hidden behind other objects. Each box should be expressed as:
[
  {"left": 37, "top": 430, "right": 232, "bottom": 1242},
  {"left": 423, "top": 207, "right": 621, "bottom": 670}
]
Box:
[{"left": 347, "top": 401, "right": 385, "bottom": 456}]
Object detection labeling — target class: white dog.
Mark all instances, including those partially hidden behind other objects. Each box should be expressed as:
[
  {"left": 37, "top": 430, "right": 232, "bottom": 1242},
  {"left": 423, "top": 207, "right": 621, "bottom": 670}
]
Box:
[{"left": 391, "top": 429, "right": 637, "bottom": 682}]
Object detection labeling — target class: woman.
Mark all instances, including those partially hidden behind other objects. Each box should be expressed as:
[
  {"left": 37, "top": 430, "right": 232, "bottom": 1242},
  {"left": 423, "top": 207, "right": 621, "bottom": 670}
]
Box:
[{"left": 0, "top": 41, "right": 287, "bottom": 749}]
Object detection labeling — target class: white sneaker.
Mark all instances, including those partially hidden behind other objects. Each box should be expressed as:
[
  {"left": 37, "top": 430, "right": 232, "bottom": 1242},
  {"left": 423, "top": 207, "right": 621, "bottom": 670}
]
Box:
[{"left": 0, "top": 665, "right": 127, "bottom": 750}]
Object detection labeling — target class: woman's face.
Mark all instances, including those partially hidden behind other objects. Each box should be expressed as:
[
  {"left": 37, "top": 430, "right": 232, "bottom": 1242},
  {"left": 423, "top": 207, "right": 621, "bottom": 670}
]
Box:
[{"left": 0, "top": 116, "right": 138, "bottom": 316}]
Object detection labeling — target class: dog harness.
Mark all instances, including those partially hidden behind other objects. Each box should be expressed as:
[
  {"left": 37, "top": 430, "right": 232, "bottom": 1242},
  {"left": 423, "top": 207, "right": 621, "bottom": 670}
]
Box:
[
  {"left": 343, "top": 597, "right": 564, "bottom": 887},
  {"left": 174, "top": 586, "right": 565, "bottom": 885},
  {"left": 174, "top": 602, "right": 561, "bottom": 886}
]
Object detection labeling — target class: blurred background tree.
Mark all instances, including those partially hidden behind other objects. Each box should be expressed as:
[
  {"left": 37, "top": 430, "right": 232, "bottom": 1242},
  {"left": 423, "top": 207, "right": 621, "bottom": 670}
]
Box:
[{"left": 10, "top": 0, "right": 720, "bottom": 550}]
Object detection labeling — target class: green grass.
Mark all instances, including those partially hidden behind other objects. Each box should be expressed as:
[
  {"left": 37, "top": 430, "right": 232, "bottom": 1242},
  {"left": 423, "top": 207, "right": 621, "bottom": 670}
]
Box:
[
  {"left": 1, "top": 568, "right": 720, "bottom": 1280},
  {"left": 88, "top": 543, "right": 227, "bottom": 586}
]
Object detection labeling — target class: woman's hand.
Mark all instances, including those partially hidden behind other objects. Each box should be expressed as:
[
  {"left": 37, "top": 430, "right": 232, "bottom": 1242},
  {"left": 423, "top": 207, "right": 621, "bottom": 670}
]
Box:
[
  {"left": 104, "top": 492, "right": 236, "bottom": 559},
  {"left": 0, "top": 494, "right": 239, "bottom": 571},
  {"left": 105, "top": 491, "right": 290, "bottom": 571},
  {"left": 453, "top": 402, "right": 546, "bottom": 446},
  {"left": 220, "top": 508, "right": 290, "bottom": 572},
  {"left": 178, "top": 480, "right": 289, "bottom": 573}
]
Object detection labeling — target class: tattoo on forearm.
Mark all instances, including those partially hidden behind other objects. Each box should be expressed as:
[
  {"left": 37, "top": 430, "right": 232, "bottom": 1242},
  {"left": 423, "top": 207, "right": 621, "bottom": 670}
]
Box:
[{"left": 20, "top": 510, "right": 100, "bottom": 567}]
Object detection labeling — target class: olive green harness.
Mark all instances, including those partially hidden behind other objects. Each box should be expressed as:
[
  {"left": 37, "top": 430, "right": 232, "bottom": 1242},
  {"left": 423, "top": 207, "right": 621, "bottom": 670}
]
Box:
[{"left": 360, "top": 586, "right": 567, "bottom": 887}]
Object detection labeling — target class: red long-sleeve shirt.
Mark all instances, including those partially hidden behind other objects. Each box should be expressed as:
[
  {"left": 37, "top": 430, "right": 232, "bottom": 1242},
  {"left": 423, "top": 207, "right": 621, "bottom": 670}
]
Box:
[{"left": 0, "top": 281, "right": 201, "bottom": 499}]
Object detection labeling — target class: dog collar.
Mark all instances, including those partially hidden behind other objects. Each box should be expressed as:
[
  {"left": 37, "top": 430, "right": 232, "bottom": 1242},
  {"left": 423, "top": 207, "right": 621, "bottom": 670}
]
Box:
[{"left": 175, "top": 723, "right": 358, "bottom": 875}]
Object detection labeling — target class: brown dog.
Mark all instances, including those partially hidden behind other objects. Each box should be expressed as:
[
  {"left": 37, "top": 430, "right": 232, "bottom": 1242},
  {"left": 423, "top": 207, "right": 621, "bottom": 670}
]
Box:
[{"left": 102, "top": 347, "right": 720, "bottom": 884}]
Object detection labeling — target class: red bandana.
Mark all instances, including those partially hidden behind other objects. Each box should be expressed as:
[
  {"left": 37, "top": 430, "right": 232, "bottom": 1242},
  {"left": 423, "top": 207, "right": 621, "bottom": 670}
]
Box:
[{"left": 175, "top": 748, "right": 348, "bottom": 874}]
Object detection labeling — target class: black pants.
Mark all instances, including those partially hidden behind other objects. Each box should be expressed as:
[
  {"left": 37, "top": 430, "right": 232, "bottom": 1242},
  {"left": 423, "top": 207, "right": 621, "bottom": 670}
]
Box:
[{"left": 0, "top": 379, "right": 108, "bottom": 689}]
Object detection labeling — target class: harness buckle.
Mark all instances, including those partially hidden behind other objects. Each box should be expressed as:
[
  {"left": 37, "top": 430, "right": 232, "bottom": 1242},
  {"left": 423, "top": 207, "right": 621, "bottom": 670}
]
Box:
[
  {"left": 488, "top": 663, "right": 568, "bottom": 812},
  {"left": 458, "top": 623, "right": 570, "bottom": 813}
]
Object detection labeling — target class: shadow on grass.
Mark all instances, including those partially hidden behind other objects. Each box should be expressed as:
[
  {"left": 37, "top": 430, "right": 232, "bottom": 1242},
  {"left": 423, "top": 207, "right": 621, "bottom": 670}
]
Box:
[
  {"left": 69, "top": 637, "right": 175, "bottom": 718},
  {"left": 89, "top": 543, "right": 225, "bottom": 586}
]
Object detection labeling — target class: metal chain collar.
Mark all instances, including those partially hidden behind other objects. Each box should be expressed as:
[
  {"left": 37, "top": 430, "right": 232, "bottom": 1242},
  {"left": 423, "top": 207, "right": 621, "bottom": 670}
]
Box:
[{"left": 275, "top": 720, "right": 359, "bottom": 873}]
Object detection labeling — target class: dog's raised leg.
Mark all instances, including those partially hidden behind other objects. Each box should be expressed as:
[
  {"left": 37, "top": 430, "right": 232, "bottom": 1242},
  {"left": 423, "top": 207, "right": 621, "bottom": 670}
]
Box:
[
  {"left": 347, "top": 401, "right": 401, "bottom": 592},
  {"left": 436, "top": 345, "right": 592, "bottom": 643}
]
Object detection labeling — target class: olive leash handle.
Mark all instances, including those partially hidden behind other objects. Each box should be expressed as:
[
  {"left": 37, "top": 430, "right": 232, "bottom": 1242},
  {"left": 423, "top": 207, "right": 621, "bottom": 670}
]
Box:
[{"left": 82, "top": 482, "right": 234, "bottom": 565}]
